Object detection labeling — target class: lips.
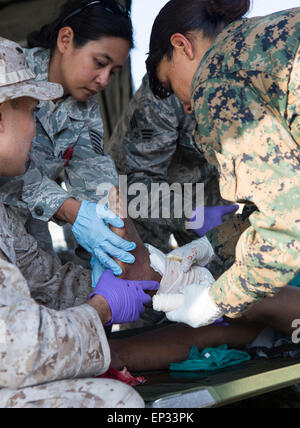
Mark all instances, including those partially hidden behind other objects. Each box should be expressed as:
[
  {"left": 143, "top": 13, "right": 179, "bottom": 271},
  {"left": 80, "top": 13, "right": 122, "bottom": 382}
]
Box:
[{"left": 86, "top": 88, "right": 98, "bottom": 96}]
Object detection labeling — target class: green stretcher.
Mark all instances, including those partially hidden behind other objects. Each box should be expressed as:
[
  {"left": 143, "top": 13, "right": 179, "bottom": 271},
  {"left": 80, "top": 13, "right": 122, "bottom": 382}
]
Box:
[
  {"left": 134, "top": 358, "right": 300, "bottom": 408},
  {"left": 112, "top": 275, "right": 300, "bottom": 408}
]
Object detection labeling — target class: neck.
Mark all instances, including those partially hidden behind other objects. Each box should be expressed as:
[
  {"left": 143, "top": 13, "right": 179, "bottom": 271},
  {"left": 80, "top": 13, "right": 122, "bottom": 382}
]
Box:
[{"left": 48, "top": 50, "right": 67, "bottom": 98}]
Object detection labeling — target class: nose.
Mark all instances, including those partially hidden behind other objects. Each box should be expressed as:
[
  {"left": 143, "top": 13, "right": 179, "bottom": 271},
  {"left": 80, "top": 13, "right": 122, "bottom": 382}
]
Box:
[
  {"left": 184, "top": 103, "right": 193, "bottom": 115},
  {"left": 95, "top": 70, "right": 111, "bottom": 89}
]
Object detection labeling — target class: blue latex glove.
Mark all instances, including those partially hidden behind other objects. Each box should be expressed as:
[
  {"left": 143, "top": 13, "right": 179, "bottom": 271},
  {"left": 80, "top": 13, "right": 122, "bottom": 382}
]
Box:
[
  {"left": 89, "top": 269, "right": 160, "bottom": 325},
  {"left": 90, "top": 255, "right": 105, "bottom": 288},
  {"left": 73, "top": 201, "right": 136, "bottom": 276},
  {"left": 190, "top": 205, "right": 239, "bottom": 237}
]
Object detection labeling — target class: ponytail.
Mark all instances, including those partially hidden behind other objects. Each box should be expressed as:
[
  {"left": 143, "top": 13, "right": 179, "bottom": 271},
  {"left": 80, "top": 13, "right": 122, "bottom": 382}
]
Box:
[{"left": 147, "top": 0, "right": 250, "bottom": 98}]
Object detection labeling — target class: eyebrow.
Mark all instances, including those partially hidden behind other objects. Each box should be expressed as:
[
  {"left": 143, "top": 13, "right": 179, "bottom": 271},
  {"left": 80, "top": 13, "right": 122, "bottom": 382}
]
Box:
[{"left": 98, "top": 53, "right": 123, "bottom": 69}]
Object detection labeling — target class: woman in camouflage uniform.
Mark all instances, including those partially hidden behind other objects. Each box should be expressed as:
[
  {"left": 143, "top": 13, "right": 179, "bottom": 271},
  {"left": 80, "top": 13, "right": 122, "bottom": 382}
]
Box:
[
  {"left": 0, "top": 0, "right": 137, "bottom": 276},
  {"left": 147, "top": 0, "right": 300, "bottom": 327}
]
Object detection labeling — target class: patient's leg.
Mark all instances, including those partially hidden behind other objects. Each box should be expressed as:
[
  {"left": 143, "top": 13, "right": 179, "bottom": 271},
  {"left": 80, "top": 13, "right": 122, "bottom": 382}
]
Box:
[
  {"left": 108, "top": 187, "right": 161, "bottom": 286},
  {"left": 109, "top": 320, "right": 263, "bottom": 371},
  {"left": 242, "top": 286, "right": 300, "bottom": 336},
  {"left": 109, "top": 286, "right": 300, "bottom": 371}
]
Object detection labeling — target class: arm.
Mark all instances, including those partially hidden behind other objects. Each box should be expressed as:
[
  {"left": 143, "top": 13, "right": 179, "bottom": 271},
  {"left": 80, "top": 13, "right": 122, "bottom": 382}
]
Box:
[
  {"left": 0, "top": 256, "right": 110, "bottom": 390},
  {"left": 192, "top": 77, "right": 300, "bottom": 318}
]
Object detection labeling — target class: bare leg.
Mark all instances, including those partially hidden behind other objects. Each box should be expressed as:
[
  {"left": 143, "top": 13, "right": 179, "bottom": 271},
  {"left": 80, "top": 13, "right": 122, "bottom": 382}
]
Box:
[
  {"left": 110, "top": 320, "right": 263, "bottom": 371},
  {"left": 109, "top": 286, "right": 300, "bottom": 371},
  {"left": 242, "top": 286, "right": 300, "bottom": 335}
]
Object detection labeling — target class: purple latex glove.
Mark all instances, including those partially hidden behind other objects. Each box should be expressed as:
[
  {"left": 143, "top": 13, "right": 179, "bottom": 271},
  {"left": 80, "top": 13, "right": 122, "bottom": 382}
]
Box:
[
  {"left": 190, "top": 205, "right": 239, "bottom": 237},
  {"left": 89, "top": 270, "right": 160, "bottom": 326}
]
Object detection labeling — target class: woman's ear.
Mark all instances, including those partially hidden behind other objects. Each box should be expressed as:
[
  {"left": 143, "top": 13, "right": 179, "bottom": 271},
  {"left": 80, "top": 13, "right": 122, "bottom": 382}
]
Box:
[
  {"left": 170, "top": 33, "right": 195, "bottom": 60},
  {"left": 56, "top": 26, "right": 75, "bottom": 54}
]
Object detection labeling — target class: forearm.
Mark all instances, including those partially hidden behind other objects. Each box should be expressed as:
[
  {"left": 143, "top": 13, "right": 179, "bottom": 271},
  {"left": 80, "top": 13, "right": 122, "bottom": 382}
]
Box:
[
  {"left": 88, "top": 295, "right": 112, "bottom": 325},
  {"left": 55, "top": 198, "right": 81, "bottom": 225}
]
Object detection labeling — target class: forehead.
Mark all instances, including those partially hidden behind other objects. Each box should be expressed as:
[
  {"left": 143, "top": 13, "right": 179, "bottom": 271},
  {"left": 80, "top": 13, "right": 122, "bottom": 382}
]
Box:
[{"left": 80, "top": 37, "right": 130, "bottom": 63}]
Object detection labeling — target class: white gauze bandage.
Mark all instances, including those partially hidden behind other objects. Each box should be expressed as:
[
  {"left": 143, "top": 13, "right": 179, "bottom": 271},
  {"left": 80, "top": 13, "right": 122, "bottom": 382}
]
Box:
[{"left": 145, "top": 243, "right": 215, "bottom": 313}]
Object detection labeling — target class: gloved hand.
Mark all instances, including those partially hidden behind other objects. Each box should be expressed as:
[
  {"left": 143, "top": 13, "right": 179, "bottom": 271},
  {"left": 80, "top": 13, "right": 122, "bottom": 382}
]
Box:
[
  {"left": 72, "top": 201, "right": 136, "bottom": 276},
  {"left": 90, "top": 255, "right": 105, "bottom": 288},
  {"left": 190, "top": 205, "right": 239, "bottom": 237},
  {"left": 153, "top": 282, "right": 224, "bottom": 328},
  {"left": 89, "top": 269, "right": 160, "bottom": 325},
  {"left": 168, "top": 236, "right": 215, "bottom": 273}
]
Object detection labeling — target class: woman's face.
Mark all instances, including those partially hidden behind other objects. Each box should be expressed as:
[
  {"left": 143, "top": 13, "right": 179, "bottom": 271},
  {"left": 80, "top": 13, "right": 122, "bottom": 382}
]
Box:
[
  {"left": 55, "top": 35, "right": 130, "bottom": 101},
  {"left": 157, "top": 53, "right": 197, "bottom": 114},
  {"left": 156, "top": 32, "right": 213, "bottom": 114}
]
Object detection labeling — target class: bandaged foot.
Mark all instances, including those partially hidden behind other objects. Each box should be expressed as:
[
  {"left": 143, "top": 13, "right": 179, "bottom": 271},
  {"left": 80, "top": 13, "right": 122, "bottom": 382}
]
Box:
[{"left": 145, "top": 242, "right": 215, "bottom": 313}]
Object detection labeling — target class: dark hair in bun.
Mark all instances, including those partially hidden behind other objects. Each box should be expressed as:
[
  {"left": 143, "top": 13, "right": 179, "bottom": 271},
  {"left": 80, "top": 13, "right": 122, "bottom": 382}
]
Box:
[
  {"left": 207, "top": 0, "right": 251, "bottom": 24},
  {"left": 147, "top": 0, "right": 250, "bottom": 98}
]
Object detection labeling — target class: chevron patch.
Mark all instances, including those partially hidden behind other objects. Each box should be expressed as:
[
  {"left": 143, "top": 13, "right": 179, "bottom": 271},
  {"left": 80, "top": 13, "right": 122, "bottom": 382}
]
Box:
[{"left": 89, "top": 128, "right": 104, "bottom": 155}]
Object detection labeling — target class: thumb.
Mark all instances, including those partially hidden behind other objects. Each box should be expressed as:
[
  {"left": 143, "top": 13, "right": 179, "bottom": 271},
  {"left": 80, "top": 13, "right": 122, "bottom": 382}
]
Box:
[
  {"left": 220, "top": 204, "right": 239, "bottom": 217},
  {"left": 140, "top": 281, "right": 160, "bottom": 292}
]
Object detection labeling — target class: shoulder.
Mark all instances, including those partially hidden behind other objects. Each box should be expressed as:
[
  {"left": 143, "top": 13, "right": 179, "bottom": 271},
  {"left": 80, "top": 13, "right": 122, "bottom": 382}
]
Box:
[
  {"left": 23, "top": 47, "right": 50, "bottom": 77},
  {"left": 193, "top": 8, "right": 300, "bottom": 87}
]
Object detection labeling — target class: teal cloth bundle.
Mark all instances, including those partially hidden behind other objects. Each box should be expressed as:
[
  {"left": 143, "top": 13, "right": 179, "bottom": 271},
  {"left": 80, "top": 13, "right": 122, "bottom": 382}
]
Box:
[
  {"left": 169, "top": 345, "right": 251, "bottom": 372},
  {"left": 289, "top": 273, "right": 300, "bottom": 287}
]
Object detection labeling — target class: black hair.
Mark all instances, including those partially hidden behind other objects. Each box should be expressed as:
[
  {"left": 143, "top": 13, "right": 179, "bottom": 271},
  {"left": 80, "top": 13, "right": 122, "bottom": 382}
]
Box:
[
  {"left": 27, "top": 0, "right": 133, "bottom": 54},
  {"left": 146, "top": 0, "right": 251, "bottom": 99}
]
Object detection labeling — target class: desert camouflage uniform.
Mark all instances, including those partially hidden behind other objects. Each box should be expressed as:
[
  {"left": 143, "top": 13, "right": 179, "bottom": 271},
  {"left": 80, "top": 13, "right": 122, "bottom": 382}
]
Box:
[
  {"left": 0, "top": 47, "right": 118, "bottom": 251},
  {"left": 108, "top": 75, "right": 227, "bottom": 254},
  {"left": 191, "top": 8, "right": 300, "bottom": 317},
  {"left": 0, "top": 203, "right": 143, "bottom": 408}
]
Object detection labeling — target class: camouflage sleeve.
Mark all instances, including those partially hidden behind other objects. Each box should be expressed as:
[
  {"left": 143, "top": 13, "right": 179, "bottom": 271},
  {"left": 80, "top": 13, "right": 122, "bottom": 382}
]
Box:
[
  {"left": 192, "top": 76, "right": 300, "bottom": 318},
  {"left": 64, "top": 101, "right": 119, "bottom": 204},
  {"left": 108, "top": 75, "right": 192, "bottom": 232},
  {"left": 0, "top": 208, "right": 110, "bottom": 389}
]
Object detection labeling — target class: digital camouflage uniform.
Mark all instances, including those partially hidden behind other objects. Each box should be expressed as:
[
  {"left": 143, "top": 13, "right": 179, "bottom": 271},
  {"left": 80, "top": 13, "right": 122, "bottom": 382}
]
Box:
[
  {"left": 0, "top": 203, "right": 143, "bottom": 408},
  {"left": 0, "top": 47, "right": 119, "bottom": 251},
  {"left": 191, "top": 8, "right": 300, "bottom": 317},
  {"left": 108, "top": 75, "right": 227, "bottom": 254}
]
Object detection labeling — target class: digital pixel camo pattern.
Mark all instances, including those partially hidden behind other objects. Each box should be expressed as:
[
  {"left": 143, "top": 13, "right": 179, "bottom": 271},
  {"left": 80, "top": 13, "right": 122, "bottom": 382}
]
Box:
[
  {"left": 108, "top": 75, "right": 227, "bottom": 253},
  {"left": 0, "top": 47, "right": 119, "bottom": 222},
  {"left": 192, "top": 8, "right": 300, "bottom": 317}
]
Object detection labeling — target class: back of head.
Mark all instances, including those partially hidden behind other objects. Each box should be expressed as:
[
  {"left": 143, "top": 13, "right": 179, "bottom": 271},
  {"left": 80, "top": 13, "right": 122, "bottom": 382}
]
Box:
[
  {"left": 147, "top": 0, "right": 251, "bottom": 98},
  {"left": 27, "top": 0, "right": 133, "bottom": 54}
]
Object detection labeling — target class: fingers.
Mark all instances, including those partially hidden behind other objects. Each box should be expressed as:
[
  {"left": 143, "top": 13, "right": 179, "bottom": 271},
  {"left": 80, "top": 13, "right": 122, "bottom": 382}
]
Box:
[
  {"left": 100, "top": 240, "right": 136, "bottom": 264},
  {"left": 140, "top": 281, "right": 160, "bottom": 292},
  {"left": 103, "top": 227, "right": 137, "bottom": 252},
  {"left": 94, "top": 248, "right": 123, "bottom": 276},
  {"left": 221, "top": 204, "right": 239, "bottom": 217},
  {"left": 153, "top": 293, "right": 184, "bottom": 312},
  {"left": 96, "top": 204, "right": 124, "bottom": 228}
]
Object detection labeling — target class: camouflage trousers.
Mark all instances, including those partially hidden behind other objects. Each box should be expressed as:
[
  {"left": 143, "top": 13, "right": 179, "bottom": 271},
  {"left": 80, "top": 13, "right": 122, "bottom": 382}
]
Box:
[{"left": 0, "top": 378, "right": 144, "bottom": 409}]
